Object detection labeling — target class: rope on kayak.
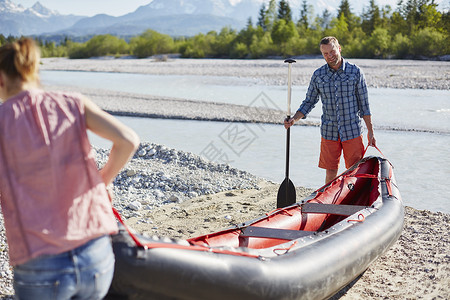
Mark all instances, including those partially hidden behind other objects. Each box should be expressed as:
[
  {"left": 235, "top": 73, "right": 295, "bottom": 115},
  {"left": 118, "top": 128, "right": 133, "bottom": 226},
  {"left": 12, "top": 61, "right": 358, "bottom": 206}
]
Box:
[
  {"left": 113, "top": 207, "right": 147, "bottom": 248},
  {"left": 347, "top": 213, "right": 365, "bottom": 223},
  {"left": 350, "top": 174, "right": 378, "bottom": 179},
  {"left": 362, "top": 144, "right": 394, "bottom": 197},
  {"left": 112, "top": 207, "right": 262, "bottom": 259},
  {"left": 265, "top": 207, "right": 295, "bottom": 218},
  {"left": 362, "top": 144, "right": 386, "bottom": 158},
  {"left": 141, "top": 241, "right": 262, "bottom": 259},
  {"left": 382, "top": 162, "right": 394, "bottom": 197},
  {"left": 273, "top": 241, "right": 298, "bottom": 256}
]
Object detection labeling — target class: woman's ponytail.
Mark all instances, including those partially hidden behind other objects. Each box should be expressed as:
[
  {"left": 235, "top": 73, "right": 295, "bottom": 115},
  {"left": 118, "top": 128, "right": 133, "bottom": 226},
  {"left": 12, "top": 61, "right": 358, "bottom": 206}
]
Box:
[{"left": 0, "top": 37, "right": 40, "bottom": 83}]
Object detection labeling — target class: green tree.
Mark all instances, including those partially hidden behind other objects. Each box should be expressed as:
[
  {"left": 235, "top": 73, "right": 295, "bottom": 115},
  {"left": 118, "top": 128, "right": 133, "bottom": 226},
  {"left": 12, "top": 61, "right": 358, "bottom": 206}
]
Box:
[
  {"left": 278, "top": 0, "right": 292, "bottom": 23},
  {"left": 238, "top": 18, "right": 257, "bottom": 47},
  {"left": 257, "top": 3, "right": 268, "bottom": 31},
  {"left": 178, "top": 35, "right": 206, "bottom": 58},
  {"left": 0, "top": 34, "right": 6, "bottom": 46},
  {"left": 266, "top": 0, "right": 278, "bottom": 31},
  {"left": 390, "top": 10, "right": 408, "bottom": 35},
  {"left": 78, "top": 34, "right": 129, "bottom": 58},
  {"left": 68, "top": 42, "right": 89, "bottom": 59},
  {"left": 6, "top": 35, "right": 16, "bottom": 43},
  {"left": 393, "top": 0, "right": 444, "bottom": 35},
  {"left": 230, "top": 42, "right": 248, "bottom": 58},
  {"left": 337, "top": 0, "right": 360, "bottom": 31},
  {"left": 212, "top": 27, "right": 238, "bottom": 57},
  {"left": 442, "top": 11, "right": 450, "bottom": 34},
  {"left": 362, "top": 0, "right": 381, "bottom": 34},
  {"left": 391, "top": 33, "right": 411, "bottom": 58},
  {"left": 338, "top": 0, "right": 352, "bottom": 20},
  {"left": 271, "top": 19, "right": 298, "bottom": 56},
  {"left": 298, "top": 0, "right": 311, "bottom": 29},
  {"left": 417, "top": 1, "right": 443, "bottom": 30},
  {"left": 397, "top": 0, "right": 425, "bottom": 33},
  {"left": 380, "top": 5, "right": 393, "bottom": 29},
  {"left": 325, "top": 14, "right": 350, "bottom": 45},
  {"left": 411, "top": 27, "right": 446, "bottom": 56},
  {"left": 130, "top": 30, "right": 174, "bottom": 58},
  {"left": 317, "top": 9, "right": 332, "bottom": 30},
  {"left": 40, "top": 40, "right": 68, "bottom": 58},
  {"left": 178, "top": 32, "right": 217, "bottom": 58},
  {"left": 289, "top": 36, "right": 308, "bottom": 54},
  {"left": 364, "top": 27, "right": 391, "bottom": 58},
  {"left": 249, "top": 32, "right": 275, "bottom": 58}
]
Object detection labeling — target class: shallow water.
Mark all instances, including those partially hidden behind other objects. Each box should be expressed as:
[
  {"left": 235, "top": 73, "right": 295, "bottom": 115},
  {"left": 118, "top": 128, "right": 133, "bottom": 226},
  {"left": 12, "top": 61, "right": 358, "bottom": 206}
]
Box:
[
  {"left": 41, "top": 70, "right": 450, "bottom": 213},
  {"left": 41, "top": 70, "right": 450, "bottom": 133}
]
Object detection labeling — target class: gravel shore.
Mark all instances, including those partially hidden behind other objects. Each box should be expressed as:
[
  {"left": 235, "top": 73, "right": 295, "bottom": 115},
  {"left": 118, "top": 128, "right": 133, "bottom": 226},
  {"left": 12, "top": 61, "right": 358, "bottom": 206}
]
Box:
[
  {"left": 40, "top": 57, "right": 450, "bottom": 90},
  {"left": 0, "top": 58, "right": 449, "bottom": 298}
]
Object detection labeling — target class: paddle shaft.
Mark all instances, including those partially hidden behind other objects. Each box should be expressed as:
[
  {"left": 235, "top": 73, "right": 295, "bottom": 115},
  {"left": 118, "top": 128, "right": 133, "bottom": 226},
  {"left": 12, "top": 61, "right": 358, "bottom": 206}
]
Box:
[
  {"left": 284, "top": 59, "right": 294, "bottom": 182},
  {"left": 286, "top": 59, "right": 293, "bottom": 118},
  {"left": 284, "top": 126, "right": 291, "bottom": 200},
  {"left": 285, "top": 125, "right": 291, "bottom": 179},
  {"left": 276, "top": 58, "right": 297, "bottom": 208}
]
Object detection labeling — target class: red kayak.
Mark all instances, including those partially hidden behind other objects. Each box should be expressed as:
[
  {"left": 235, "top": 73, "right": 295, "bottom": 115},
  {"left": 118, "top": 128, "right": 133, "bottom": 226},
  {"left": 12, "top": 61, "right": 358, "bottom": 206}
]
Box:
[{"left": 108, "top": 156, "right": 404, "bottom": 300}]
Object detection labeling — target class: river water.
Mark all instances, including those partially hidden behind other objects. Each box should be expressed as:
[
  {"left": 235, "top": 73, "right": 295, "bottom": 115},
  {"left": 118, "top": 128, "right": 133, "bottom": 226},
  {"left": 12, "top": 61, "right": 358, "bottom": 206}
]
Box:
[{"left": 41, "top": 70, "right": 450, "bottom": 213}]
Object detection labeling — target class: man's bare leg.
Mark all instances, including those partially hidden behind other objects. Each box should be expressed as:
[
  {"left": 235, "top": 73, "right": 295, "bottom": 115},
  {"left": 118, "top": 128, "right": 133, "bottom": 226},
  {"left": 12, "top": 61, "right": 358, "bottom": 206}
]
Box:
[{"left": 325, "top": 169, "right": 338, "bottom": 184}]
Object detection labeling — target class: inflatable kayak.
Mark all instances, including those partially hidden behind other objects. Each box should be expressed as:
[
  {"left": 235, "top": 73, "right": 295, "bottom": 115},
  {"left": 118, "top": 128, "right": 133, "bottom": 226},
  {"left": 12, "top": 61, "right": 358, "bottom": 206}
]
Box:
[{"left": 107, "top": 156, "right": 404, "bottom": 300}]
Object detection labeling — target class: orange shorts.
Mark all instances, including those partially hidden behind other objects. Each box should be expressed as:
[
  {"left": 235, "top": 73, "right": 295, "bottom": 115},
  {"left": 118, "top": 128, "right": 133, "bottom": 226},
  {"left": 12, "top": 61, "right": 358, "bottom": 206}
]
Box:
[{"left": 318, "top": 135, "right": 364, "bottom": 170}]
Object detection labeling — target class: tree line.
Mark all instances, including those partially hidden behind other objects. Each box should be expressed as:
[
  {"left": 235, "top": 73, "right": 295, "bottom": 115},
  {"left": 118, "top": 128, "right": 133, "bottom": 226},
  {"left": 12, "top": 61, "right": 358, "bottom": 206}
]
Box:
[{"left": 1, "top": 0, "right": 448, "bottom": 59}]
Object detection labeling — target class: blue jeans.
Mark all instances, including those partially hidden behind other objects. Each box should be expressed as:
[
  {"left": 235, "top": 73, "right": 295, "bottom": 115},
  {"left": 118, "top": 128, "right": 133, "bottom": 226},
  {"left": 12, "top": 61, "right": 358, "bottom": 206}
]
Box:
[{"left": 13, "top": 235, "right": 115, "bottom": 300}]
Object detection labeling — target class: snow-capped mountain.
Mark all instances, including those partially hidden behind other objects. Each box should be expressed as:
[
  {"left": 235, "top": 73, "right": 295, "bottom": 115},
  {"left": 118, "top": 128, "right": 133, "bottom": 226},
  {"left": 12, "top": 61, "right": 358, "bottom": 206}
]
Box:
[
  {"left": 0, "top": 0, "right": 24, "bottom": 13},
  {"left": 64, "top": 0, "right": 334, "bottom": 37},
  {"left": 0, "top": 0, "right": 57, "bottom": 16},
  {"left": 67, "top": 0, "right": 393, "bottom": 38},
  {"left": 27, "top": 1, "right": 57, "bottom": 17},
  {"left": 133, "top": 0, "right": 234, "bottom": 17},
  {"left": 57, "top": 0, "right": 260, "bottom": 37},
  {"left": 0, "top": 0, "right": 83, "bottom": 36}
]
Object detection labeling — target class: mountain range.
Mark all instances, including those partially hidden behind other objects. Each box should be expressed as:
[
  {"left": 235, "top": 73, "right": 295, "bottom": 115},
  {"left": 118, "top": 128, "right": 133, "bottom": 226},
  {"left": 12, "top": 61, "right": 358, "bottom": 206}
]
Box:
[
  {"left": 0, "top": 0, "right": 429, "bottom": 38},
  {"left": 56, "top": 0, "right": 263, "bottom": 37},
  {"left": 0, "top": 0, "right": 83, "bottom": 36},
  {"left": 0, "top": 0, "right": 266, "bottom": 37}
]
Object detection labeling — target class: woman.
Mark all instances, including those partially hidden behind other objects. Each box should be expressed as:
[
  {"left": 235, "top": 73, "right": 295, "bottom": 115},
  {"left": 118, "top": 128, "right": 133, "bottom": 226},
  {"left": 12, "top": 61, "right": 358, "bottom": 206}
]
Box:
[{"left": 0, "top": 38, "right": 140, "bottom": 299}]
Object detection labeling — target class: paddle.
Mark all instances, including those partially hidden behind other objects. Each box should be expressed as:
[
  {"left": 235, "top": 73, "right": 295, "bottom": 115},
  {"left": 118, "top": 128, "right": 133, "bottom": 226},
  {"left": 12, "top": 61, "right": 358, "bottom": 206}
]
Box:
[{"left": 277, "top": 58, "right": 297, "bottom": 208}]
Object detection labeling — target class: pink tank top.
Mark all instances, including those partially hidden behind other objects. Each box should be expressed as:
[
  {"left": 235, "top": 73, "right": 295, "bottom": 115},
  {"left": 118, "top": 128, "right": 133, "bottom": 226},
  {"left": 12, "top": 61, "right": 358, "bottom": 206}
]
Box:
[{"left": 0, "top": 89, "right": 118, "bottom": 266}]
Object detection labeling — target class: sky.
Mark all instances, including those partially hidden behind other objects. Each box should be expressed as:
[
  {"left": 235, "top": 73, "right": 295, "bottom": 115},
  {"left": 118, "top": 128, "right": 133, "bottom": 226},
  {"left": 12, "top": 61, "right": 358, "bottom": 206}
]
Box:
[{"left": 12, "top": 0, "right": 449, "bottom": 17}]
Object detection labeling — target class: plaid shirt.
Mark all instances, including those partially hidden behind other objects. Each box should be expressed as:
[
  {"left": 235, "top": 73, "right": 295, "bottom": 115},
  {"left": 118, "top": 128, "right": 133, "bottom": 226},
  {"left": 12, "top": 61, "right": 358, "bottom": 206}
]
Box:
[{"left": 297, "top": 59, "right": 371, "bottom": 141}]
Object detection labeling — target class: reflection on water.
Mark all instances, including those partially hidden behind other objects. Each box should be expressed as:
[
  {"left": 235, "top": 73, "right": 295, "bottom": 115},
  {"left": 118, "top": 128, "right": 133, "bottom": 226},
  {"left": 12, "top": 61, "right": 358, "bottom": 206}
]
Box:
[{"left": 90, "top": 117, "right": 450, "bottom": 214}]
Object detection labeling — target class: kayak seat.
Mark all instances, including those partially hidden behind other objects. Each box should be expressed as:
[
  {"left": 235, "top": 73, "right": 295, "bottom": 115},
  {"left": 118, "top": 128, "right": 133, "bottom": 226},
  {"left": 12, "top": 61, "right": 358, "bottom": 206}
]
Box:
[
  {"left": 239, "top": 204, "right": 367, "bottom": 241},
  {"left": 240, "top": 226, "right": 315, "bottom": 240},
  {"left": 301, "top": 203, "right": 367, "bottom": 216}
]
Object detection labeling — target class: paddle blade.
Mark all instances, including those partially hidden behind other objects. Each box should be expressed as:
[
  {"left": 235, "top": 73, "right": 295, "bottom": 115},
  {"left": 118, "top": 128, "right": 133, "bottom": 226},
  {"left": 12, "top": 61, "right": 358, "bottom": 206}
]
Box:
[{"left": 277, "top": 178, "right": 296, "bottom": 208}]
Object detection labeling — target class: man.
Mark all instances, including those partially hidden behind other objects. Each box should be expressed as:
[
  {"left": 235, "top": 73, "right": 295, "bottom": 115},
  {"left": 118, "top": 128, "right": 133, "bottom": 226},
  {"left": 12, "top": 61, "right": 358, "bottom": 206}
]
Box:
[{"left": 284, "top": 36, "right": 376, "bottom": 184}]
